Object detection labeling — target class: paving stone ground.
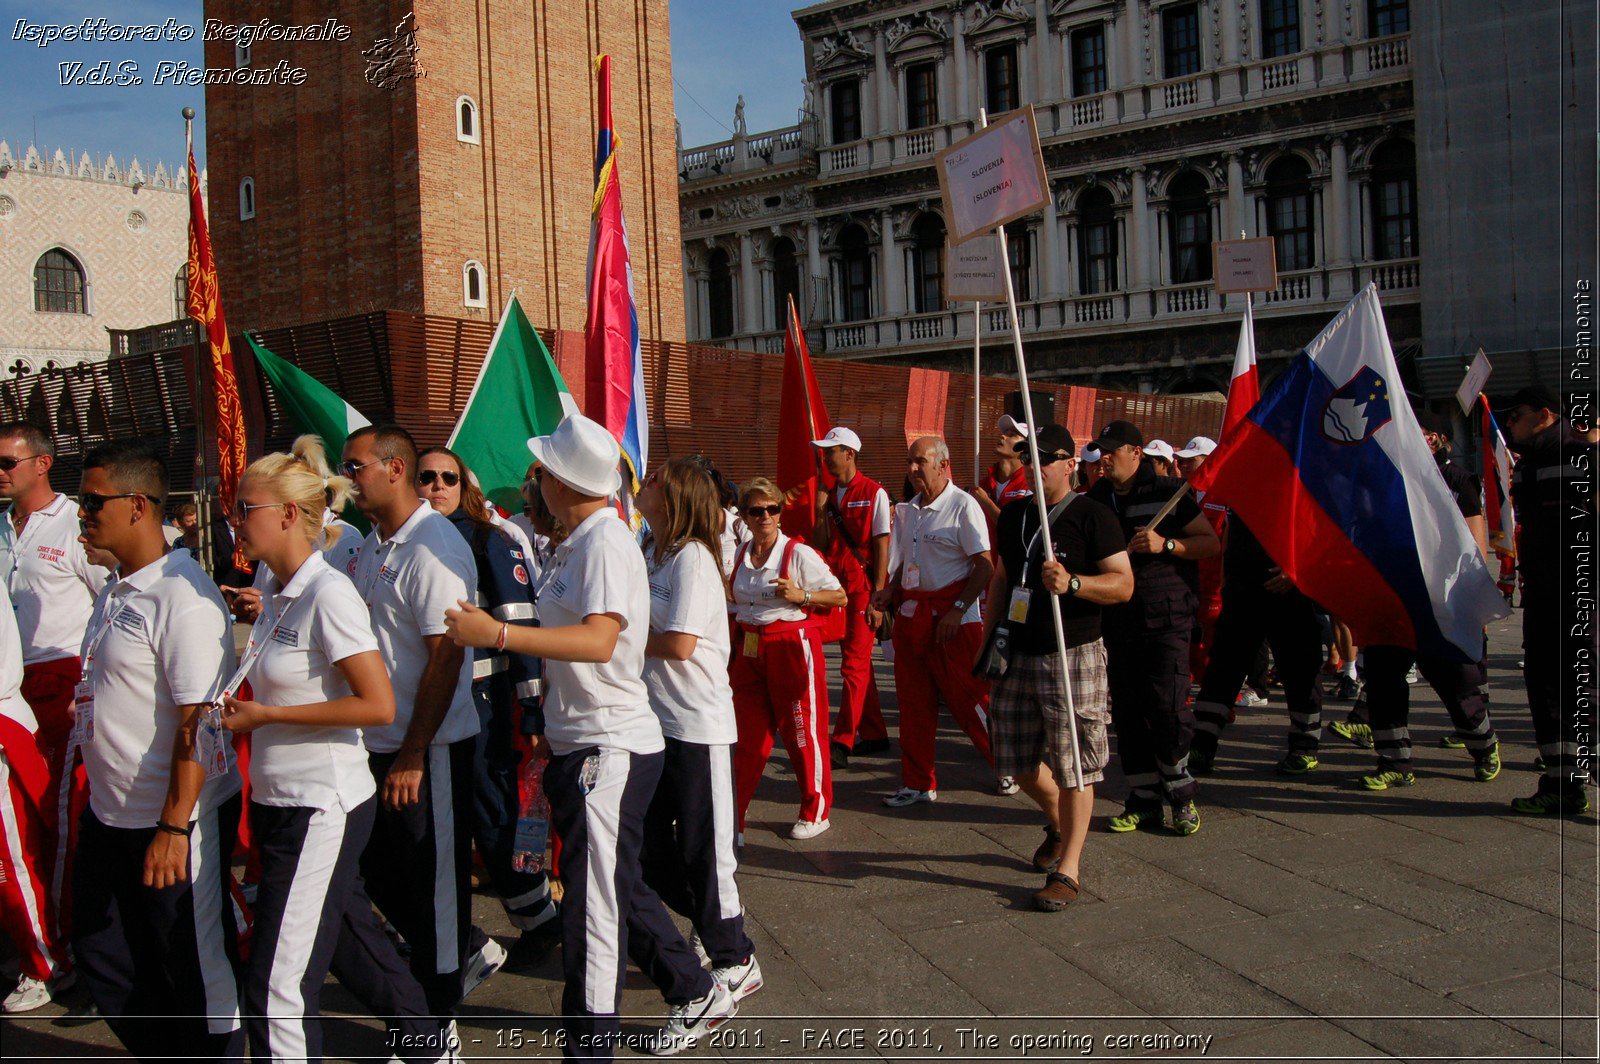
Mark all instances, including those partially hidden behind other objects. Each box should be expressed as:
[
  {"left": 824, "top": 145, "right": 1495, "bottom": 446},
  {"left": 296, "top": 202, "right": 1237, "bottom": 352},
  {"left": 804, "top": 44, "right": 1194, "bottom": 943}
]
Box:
[{"left": 7, "top": 613, "right": 1597, "bottom": 1061}]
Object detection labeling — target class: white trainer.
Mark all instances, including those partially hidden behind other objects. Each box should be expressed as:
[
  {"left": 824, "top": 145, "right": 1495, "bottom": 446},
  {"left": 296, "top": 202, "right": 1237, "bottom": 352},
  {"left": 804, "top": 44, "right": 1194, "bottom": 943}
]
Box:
[
  {"left": 460, "top": 937, "right": 507, "bottom": 999},
  {"left": 789, "top": 818, "right": 831, "bottom": 840},
  {"left": 996, "top": 775, "right": 1020, "bottom": 795},
  {"left": 3, "top": 969, "right": 75, "bottom": 1014},
  {"left": 882, "top": 787, "right": 937, "bottom": 808},
  {"left": 712, "top": 955, "right": 764, "bottom": 1002},
  {"left": 643, "top": 981, "right": 738, "bottom": 1055}
]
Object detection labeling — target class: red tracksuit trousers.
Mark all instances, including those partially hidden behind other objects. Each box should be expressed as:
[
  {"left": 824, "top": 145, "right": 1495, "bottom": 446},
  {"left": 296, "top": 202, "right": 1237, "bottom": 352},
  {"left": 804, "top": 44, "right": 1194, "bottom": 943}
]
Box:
[
  {"left": 831, "top": 569, "right": 888, "bottom": 749},
  {"left": 731, "top": 622, "right": 833, "bottom": 829},
  {"left": 0, "top": 721, "right": 69, "bottom": 982},
  {"left": 890, "top": 589, "right": 994, "bottom": 791},
  {"left": 20, "top": 657, "right": 85, "bottom": 947}
]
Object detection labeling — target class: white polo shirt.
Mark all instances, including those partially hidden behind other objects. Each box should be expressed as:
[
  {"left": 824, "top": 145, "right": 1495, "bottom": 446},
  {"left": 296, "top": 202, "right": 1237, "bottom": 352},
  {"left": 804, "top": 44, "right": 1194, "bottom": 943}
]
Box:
[
  {"left": 2, "top": 493, "right": 109, "bottom": 665},
  {"left": 644, "top": 541, "right": 735, "bottom": 745},
  {"left": 350, "top": 502, "right": 478, "bottom": 754},
  {"left": 0, "top": 582, "right": 37, "bottom": 732},
  {"left": 893, "top": 483, "right": 990, "bottom": 623},
  {"left": 730, "top": 533, "right": 841, "bottom": 627},
  {"left": 322, "top": 511, "right": 363, "bottom": 576},
  {"left": 80, "top": 550, "right": 241, "bottom": 828},
  {"left": 243, "top": 552, "right": 379, "bottom": 812},
  {"left": 535, "top": 507, "right": 661, "bottom": 756}
]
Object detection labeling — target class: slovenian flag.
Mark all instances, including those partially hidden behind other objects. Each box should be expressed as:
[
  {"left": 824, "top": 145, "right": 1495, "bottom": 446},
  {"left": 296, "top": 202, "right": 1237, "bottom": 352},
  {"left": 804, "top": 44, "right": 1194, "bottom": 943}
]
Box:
[
  {"left": 1202, "top": 285, "right": 1508, "bottom": 662},
  {"left": 1191, "top": 296, "right": 1260, "bottom": 493},
  {"left": 1479, "top": 394, "right": 1517, "bottom": 557},
  {"left": 585, "top": 53, "right": 648, "bottom": 497}
]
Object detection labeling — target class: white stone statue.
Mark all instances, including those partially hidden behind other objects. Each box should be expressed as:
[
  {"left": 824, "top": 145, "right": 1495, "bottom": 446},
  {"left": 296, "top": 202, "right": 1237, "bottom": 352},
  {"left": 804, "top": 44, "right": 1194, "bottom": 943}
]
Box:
[{"left": 734, "top": 95, "right": 747, "bottom": 137}]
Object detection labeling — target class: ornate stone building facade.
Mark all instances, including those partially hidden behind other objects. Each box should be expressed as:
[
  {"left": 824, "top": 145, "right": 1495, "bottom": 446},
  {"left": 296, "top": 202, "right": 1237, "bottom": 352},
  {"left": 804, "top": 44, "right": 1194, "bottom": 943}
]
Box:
[
  {"left": 679, "top": 0, "right": 1424, "bottom": 393},
  {"left": 0, "top": 142, "right": 200, "bottom": 376}
]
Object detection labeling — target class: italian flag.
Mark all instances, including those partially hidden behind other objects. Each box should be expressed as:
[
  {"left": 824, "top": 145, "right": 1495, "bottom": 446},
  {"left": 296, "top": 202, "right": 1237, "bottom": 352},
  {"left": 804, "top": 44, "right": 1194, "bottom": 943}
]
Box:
[{"left": 246, "top": 334, "right": 372, "bottom": 458}]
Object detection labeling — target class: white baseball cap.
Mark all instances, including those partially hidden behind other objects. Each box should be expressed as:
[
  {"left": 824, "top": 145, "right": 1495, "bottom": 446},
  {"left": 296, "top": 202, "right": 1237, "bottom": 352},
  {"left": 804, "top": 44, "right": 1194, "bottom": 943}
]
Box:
[
  {"left": 1143, "top": 439, "right": 1176, "bottom": 462},
  {"left": 1176, "top": 436, "right": 1218, "bottom": 458},
  {"left": 1079, "top": 444, "right": 1101, "bottom": 463},
  {"left": 996, "top": 414, "right": 1030, "bottom": 438},
  {"left": 527, "top": 414, "right": 622, "bottom": 498},
  {"left": 811, "top": 427, "right": 862, "bottom": 452}
]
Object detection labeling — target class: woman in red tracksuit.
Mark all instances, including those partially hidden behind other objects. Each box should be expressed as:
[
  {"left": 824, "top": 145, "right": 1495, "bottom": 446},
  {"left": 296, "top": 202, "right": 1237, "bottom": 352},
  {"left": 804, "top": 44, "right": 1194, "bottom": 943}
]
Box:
[{"left": 729, "top": 478, "right": 846, "bottom": 842}]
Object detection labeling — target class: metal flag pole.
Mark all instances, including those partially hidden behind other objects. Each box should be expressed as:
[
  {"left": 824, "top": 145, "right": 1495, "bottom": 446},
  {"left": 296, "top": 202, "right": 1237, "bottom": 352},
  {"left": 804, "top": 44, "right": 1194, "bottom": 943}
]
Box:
[
  {"left": 972, "top": 109, "right": 989, "bottom": 488},
  {"left": 993, "top": 221, "right": 1086, "bottom": 792},
  {"left": 183, "top": 106, "right": 213, "bottom": 568}
]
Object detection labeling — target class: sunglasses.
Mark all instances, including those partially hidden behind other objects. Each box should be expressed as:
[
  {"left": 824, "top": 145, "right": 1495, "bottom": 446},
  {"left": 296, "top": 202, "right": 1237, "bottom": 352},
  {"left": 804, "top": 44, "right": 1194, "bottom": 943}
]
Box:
[
  {"left": 79, "top": 492, "right": 159, "bottom": 514},
  {"left": 418, "top": 469, "right": 460, "bottom": 488},
  {"left": 1024, "top": 452, "right": 1072, "bottom": 468},
  {"left": 227, "top": 501, "right": 287, "bottom": 525},
  {"left": 340, "top": 457, "right": 391, "bottom": 478},
  {"left": 744, "top": 504, "right": 782, "bottom": 518},
  {"left": 0, "top": 454, "right": 43, "bottom": 473}
]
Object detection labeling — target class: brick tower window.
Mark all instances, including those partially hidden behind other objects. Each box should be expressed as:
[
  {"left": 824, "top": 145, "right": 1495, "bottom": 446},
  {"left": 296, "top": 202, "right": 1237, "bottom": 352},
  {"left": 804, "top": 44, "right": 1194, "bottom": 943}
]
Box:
[
  {"left": 457, "top": 96, "right": 481, "bottom": 144},
  {"left": 239, "top": 177, "right": 256, "bottom": 220},
  {"left": 463, "top": 261, "right": 487, "bottom": 308}
]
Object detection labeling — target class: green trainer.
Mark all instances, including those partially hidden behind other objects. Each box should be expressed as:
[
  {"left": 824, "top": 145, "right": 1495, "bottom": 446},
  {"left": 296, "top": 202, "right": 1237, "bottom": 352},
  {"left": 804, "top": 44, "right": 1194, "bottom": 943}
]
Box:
[
  {"left": 1276, "top": 752, "right": 1319, "bottom": 775},
  {"left": 1171, "top": 799, "right": 1201, "bottom": 836},
  {"left": 1328, "top": 720, "right": 1374, "bottom": 749},
  {"left": 1511, "top": 788, "right": 1591, "bottom": 816},
  {"left": 1360, "top": 769, "right": 1416, "bottom": 791},
  {"left": 1188, "top": 745, "right": 1216, "bottom": 777},
  {"left": 1107, "top": 803, "right": 1162, "bottom": 833},
  {"left": 1473, "top": 744, "right": 1501, "bottom": 783},
  {"left": 1437, "top": 734, "right": 1466, "bottom": 749}
]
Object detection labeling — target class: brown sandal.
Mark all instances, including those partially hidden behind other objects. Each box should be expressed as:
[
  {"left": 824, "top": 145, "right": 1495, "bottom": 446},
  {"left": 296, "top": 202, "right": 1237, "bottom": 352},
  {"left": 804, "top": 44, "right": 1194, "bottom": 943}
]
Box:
[{"left": 1033, "top": 871, "right": 1080, "bottom": 911}]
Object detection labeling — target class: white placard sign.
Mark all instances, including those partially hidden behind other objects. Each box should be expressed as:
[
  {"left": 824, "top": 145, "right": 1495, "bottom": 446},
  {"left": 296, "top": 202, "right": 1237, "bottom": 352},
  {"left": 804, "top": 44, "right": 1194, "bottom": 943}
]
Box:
[
  {"left": 1455, "top": 349, "right": 1493, "bottom": 415},
  {"left": 934, "top": 106, "right": 1050, "bottom": 244},
  {"left": 1212, "top": 238, "right": 1279, "bottom": 293},
  {"left": 945, "top": 233, "right": 1006, "bottom": 302}
]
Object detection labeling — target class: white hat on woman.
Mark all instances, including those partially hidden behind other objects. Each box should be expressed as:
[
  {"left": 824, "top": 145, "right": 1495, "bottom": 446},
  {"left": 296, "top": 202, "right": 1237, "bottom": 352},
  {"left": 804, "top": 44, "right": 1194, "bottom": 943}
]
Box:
[{"left": 527, "top": 414, "right": 622, "bottom": 498}]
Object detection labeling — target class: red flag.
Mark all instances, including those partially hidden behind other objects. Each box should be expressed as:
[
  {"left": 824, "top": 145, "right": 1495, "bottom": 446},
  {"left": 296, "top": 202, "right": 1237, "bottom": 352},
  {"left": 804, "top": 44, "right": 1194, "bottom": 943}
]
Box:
[
  {"left": 1192, "top": 296, "right": 1260, "bottom": 493},
  {"left": 185, "top": 143, "right": 248, "bottom": 568},
  {"left": 776, "top": 296, "right": 831, "bottom": 539},
  {"left": 1479, "top": 394, "right": 1516, "bottom": 557}
]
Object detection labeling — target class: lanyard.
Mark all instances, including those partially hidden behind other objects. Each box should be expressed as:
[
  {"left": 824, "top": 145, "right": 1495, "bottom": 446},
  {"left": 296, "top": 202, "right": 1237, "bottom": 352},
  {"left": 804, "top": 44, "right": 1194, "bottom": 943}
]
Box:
[
  {"left": 1017, "top": 495, "right": 1076, "bottom": 590},
  {"left": 219, "top": 586, "right": 310, "bottom": 701},
  {"left": 81, "top": 593, "right": 136, "bottom": 685}
]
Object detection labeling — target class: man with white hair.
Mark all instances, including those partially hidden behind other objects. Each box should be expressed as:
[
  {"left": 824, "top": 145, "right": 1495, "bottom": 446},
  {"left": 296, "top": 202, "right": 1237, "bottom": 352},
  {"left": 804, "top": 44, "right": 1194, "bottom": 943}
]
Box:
[{"left": 873, "top": 437, "right": 996, "bottom": 807}]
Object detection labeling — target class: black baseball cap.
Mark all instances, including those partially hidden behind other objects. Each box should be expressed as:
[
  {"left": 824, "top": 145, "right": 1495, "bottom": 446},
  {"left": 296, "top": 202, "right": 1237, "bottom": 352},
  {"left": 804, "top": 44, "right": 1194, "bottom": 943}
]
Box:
[
  {"left": 1090, "top": 420, "right": 1143, "bottom": 452},
  {"left": 1015, "top": 423, "right": 1076, "bottom": 459}
]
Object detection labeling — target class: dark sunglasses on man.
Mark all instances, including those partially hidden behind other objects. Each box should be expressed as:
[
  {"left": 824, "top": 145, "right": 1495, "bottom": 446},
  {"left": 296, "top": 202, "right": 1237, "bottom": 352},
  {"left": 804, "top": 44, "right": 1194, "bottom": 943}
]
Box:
[
  {"left": 1023, "top": 451, "right": 1072, "bottom": 468},
  {"left": 79, "top": 492, "right": 160, "bottom": 515},
  {"left": 418, "top": 469, "right": 460, "bottom": 488},
  {"left": 0, "top": 454, "right": 43, "bottom": 473}
]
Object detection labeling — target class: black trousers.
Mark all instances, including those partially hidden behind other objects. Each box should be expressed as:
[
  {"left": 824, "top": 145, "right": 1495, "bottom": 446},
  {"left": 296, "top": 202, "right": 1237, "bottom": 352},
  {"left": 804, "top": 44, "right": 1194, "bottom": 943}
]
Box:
[
  {"left": 1194, "top": 586, "right": 1325, "bottom": 753},
  {"left": 469, "top": 682, "right": 555, "bottom": 929},
  {"left": 1362, "top": 644, "right": 1496, "bottom": 773},
  {"left": 362, "top": 739, "right": 475, "bottom": 1017},
  {"left": 247, "top": 797, "right": 449, "bottom": 1064},
  {"left": 640, "top": 738, "right": 753, "bottom": 968},
  {"left": 1523, "top": 587, "right": 1595, "bottom": 786},
  {"left": 1105, "top": 610, "right": 1197, "bottom": 804},
  {"left": 72, "top": 795, "right": 246, "bottom": 1063},
  {"left": 545, "top": 745, "right": 712, "bottom": 1062}
]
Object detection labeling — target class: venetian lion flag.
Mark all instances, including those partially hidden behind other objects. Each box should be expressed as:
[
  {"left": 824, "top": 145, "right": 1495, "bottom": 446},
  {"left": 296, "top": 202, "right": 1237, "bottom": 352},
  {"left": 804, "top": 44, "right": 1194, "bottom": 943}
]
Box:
[
  {"left": 1201, "top": 285, "right": 1508, "bottom": 662},
  {"left": 449, "top": 292, "right": 578, "bottom": 512},
  {"left": 777, "top": 295, "right": 832, "bottom": 539},
  {"left": 185, "top": 137, "right": 248, "bottom": 567},
  {"left": 1479, "top": 394, "right": 1517, "bottom": 557},
  {"left": 585, "top": 54, "right": 648, "bottom": 497}
]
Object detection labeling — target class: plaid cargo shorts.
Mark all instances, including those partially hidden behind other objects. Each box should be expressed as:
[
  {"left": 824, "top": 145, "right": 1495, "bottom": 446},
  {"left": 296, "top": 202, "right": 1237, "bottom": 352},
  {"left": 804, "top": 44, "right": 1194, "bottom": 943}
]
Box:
[{"left": 989, "top": 639, "right": 1112, "bottom": 785}]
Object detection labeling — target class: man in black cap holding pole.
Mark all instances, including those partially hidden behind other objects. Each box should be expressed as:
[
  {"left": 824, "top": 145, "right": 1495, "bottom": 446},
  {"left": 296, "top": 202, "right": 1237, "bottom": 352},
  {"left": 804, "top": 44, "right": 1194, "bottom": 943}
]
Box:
[{"left": 1086, "top": 421, "right": 1219, "bottom": 836}]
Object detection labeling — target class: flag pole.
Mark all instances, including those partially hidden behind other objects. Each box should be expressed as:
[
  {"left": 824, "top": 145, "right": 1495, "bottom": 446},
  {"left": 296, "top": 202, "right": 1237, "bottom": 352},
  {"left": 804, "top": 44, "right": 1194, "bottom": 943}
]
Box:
[
  {"left": 973, "top": 108, "right": 989, "bottom": 488},
  {"left": 183, "top": 106, "right": 212, "bottom": 570},
  {"left": 993, "top": 222, "right": 1085, "bottom": 792}
]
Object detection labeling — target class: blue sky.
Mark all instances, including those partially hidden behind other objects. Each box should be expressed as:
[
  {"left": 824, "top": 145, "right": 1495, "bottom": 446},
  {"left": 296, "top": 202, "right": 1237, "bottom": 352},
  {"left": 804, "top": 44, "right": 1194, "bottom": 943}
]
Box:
[{"left": 0, "top": 0, "right": 801, "bottom": 169}]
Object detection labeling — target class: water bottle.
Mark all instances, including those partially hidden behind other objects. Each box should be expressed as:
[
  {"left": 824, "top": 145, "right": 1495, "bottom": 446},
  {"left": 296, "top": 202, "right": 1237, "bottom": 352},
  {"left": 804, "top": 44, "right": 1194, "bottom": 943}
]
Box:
[{"left": 512, "top": 752, "right": 551, "bottom": 873}]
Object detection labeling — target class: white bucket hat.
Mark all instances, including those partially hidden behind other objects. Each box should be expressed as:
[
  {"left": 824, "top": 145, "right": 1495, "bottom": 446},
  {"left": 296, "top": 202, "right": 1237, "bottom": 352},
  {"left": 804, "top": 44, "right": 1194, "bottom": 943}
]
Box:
[{"left": 527, "top": 415, "right": 622, "bottom": 498}]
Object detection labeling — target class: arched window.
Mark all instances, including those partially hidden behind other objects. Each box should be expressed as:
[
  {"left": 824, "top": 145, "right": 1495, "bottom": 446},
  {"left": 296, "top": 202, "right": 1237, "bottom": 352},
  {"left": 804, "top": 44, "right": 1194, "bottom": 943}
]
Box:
[
  {"left": 840, "top": 226, "right": 873, "bottom": 322},
  {"left": 911, "top": 214, "right": 946, "bottom": 314},
  {"left": 239, "top": 177, "right": 256, "bottom": 220},
  {"left": 771, "top": 237, "right": 801, "bottom": 327},
  {"left": 1265, "top": 156, "right": 1314, "bottom": 270},
  {"left": 1370, "top": 140, "right": 1417, "bottom": 260},
  {"left": 173, "top": 265, "right": 189, "bottom": 321},
  {"left": 1167, "top": 171, "right": 1212, "bottom": 283},
  {"left": 457, "top": 96, "right": 481, "bottom": 144},
  {"left": 34, "top": 248, "right": 86, "bottom": 314},
  {"left": 707, "top": 249, "right": 735, "bottom": 338},
  {"left": 1078, "top": 188, "right": 1118, "bottom": 294},
  {"left": 462, "top": 260, "right": 487, "bottom": 307}
]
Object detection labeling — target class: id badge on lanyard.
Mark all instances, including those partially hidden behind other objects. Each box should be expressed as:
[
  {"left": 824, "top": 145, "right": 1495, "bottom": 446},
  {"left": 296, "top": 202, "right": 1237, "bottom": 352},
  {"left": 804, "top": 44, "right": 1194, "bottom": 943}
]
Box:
[
  {"left": 743, "top": 630, "right": 760, "bottom": 658},
  {"left": 71, "top": 681, "right": 95, "bottom": 744},
  {"left": 1007, "top": 587, "right": 1032, "bottom": 624}
]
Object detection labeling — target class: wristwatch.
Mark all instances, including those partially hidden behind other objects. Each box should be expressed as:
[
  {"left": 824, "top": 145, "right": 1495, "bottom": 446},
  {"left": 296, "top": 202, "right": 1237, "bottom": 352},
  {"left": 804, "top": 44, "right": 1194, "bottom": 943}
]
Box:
[
  {"left": 1065, "top": 575, "right": 1082, "bottom": 597},
  {"left": 952, "top": 598, "right": 970, "bottom": 611},
  {"left": 1162, "top": 537, "right": 1178, "bottom": 554}
]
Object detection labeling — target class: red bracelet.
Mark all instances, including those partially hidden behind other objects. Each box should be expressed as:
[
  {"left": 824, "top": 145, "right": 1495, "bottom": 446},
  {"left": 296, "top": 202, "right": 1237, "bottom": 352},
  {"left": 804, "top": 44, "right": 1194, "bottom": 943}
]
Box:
[{"left": 495, "top": 623, "right": 508, "bottom": 652}]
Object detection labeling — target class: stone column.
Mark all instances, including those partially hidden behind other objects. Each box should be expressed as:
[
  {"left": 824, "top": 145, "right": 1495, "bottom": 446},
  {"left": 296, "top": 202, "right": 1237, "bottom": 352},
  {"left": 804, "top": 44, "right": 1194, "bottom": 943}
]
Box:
[
  {"left": 1034, "top": 0, "right": 1056, "bottom": 103},
  {"left": 739, "top": 231, "right": 760, "bottom": 334},
  {"left": 1129, "top": 166, "right": 1150, "bottom": 289},
  {"left": 696, "top": 247, "right": 713, "bottom": 339},
  {"left": 874, "top": 32, "right": 894, "bottom": 135},
  {"left": 683, "top": 255, "right": 701, "bottom": 339},
  {"left": 807, "top": 220, "right": 825, "bottom": 308},
  {"left": 1125, "top": 0, "right": 1145, "bottom": 84},
  {"left": 952, "top": 12, "right": 970, "bottom": 120},
  {"left": 1328, "top": 136, "right": 1350, "bottom": 263},
  {"left": 880, "top": 209, "right": 904, "bottom": 315},
  {"left": 1227, "top": 152, "right": 1247, "bottom": 238},
  {"left": 936, "top": 55, "right": 952, "bottom": 126},
  {"left": 1040, "top": 191, "right": 1061, "bottom": 297}
]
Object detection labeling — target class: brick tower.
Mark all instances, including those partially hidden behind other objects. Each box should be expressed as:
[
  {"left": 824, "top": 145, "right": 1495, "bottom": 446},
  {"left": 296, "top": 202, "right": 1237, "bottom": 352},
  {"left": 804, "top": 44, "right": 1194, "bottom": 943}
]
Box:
[{"left": 202, "top": 0, "right": 684, "bottom": 348}]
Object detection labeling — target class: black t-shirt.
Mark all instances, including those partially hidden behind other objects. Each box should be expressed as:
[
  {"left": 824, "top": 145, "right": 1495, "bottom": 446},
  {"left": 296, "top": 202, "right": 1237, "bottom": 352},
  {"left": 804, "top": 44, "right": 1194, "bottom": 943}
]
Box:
[
  {"left": 996, "top": 493, "right": 1127, "bottom": 651},
  {"left": 1086, "top": 465, "right": 1203, "bottom": 600},
  {"left": 1434, "top": 453, "right": 1483, "bottom": 520}
]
